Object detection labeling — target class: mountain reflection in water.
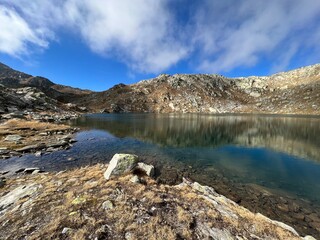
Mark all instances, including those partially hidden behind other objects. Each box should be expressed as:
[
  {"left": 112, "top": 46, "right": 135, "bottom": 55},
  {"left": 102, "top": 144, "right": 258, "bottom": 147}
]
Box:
[
  {"left": 1, "top": 113, "right": 320, "bottom": 207},
  {"left": 73, "top": 113, "right": 320, "bottom": 163}
]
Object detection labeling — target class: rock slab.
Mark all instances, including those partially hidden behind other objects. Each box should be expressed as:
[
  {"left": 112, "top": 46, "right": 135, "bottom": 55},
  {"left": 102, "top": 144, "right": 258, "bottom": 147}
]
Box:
[
  {"left": 104, "top": 154, "right": 138, "bottom": 180},
  {"left": 0, "top": 184, "right": 39, "bottom": 213}
]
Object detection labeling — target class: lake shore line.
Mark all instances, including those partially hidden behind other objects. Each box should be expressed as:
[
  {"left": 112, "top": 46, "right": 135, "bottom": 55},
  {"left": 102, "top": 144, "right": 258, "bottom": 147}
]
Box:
[
  {"left": 0, "top": 115, "right": 79, "bottom": 160},
  {"left": 0, "top": 161, "right": 317, "bottom": 239},
  {"left": 1, "top": 116, "right": 320, "bottom": 238}
]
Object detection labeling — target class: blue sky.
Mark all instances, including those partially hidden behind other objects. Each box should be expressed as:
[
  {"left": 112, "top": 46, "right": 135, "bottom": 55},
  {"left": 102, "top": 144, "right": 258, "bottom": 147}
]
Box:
[{"left": 0, "top": 0, "right": 319, "bottom": 91}]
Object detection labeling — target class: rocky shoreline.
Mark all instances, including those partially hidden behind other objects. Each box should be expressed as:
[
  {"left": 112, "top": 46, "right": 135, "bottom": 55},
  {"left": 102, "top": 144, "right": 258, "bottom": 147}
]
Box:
[
  {"left": 1, "top": 114, "right": 320, "bottom": 238},
  {"left": 0, "top": 154, "right": 316, "bottom": 239},
  {"left": 140, "top": 155, "right": 320, "bottom": 239},
  {"left": 0, "top": 118, "right": 79, "bottom": 160}
]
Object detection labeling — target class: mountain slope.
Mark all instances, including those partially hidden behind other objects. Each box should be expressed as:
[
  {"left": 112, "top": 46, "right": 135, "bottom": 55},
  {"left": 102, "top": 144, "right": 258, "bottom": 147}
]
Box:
[
  {"left": 0, "top": 62, "right": 91, "bottom": 103},
  {"left": 81, "top": 64, "right": 320, "bottom": 115},
  {"left": 0, "top": 62, "right": 319, "bottom": 115}
]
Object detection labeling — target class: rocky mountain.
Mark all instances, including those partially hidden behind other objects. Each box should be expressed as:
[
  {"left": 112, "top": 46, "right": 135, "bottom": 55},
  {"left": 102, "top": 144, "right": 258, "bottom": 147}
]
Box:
[
  {"left": 0, "top": 62, "right": 91, "bottom": 104},
  {"left": 82, "top": 64, "right": 320, "bottom": 115},
  {"left": 0, "top": 62, "right": 319, "bottom": 115}
]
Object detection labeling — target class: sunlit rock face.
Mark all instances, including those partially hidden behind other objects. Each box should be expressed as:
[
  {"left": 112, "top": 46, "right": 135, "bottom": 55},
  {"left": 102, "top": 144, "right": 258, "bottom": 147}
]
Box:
[{"left": 78, "top": 64, "right": 320, "bottom": 115}]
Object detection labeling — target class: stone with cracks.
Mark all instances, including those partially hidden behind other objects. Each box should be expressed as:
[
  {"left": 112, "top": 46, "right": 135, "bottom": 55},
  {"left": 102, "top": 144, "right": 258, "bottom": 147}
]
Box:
[{"left": 104, "top": 154, "right": 138, "bottom": 180}]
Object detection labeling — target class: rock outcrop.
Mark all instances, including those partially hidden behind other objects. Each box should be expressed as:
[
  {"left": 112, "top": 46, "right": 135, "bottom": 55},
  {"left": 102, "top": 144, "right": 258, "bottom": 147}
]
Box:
[
  {"left": 77, "top": 64, "right": 320, "bottom": 115},
  {"left": 0, "top": 119, "right": 79, "bottom": 159}
]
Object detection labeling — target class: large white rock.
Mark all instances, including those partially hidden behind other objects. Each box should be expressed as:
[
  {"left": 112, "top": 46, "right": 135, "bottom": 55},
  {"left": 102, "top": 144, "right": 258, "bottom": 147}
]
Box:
[{"left": 104, "top": 154, "right": 138, "bottom": 180}]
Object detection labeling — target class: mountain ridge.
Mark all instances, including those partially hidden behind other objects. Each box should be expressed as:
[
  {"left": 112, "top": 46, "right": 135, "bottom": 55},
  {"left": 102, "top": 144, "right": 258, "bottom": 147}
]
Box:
[{"left": 0, "top": 62, "right": 319, "bottom": 115}]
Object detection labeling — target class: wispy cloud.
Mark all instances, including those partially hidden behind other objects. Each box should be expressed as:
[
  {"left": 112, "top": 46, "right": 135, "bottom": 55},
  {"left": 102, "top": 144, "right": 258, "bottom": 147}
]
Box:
[
  {"left": 64, "top": 0, "right": 189, "bottom": 73},
  {"left": 0, "top": 0, "right": 189, "bottom": 73},
  {"left": 0, "top": 0, "right": 319, "bottom": 74},
  {"left": 193, "top": 0, "right": 320, "bottom": 73},
  {"left": 0, "top": 6, "right": 49, "bottom": 56}
]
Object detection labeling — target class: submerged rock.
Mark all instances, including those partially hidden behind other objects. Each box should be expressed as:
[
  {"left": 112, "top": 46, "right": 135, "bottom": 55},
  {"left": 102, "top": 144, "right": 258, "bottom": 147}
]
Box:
[{"left": 104, "top": 154, "right": 138, "bottom": 180}]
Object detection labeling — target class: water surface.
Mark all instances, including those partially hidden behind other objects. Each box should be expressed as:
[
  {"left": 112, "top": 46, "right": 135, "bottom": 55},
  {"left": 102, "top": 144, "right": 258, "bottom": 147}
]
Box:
[{"left": 1, "top": 113, "right": 320, "bottom": 205}]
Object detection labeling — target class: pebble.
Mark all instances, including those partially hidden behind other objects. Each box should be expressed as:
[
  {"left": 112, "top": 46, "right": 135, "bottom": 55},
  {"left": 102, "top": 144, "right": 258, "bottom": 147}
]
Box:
[
  {"left": 15, "top": 168, "right": 25, "bottom": 174},
  {"left": 130, "top": 175, "right": 140, "bottom": 183},
  {"left": 35, "top": 151, "right": 42, "bottom": 157},
  {"left": 31, "top": 170, "right": 40, "bottom": 174},
  {"left": 125, "top": 232, "right": 134, "bottom": 240},
  {"left": 62, "top": 227, "right": 72, "bottom": 234},
  {"left": 102, "top": 200, "right": 114, "bottom": 210}
]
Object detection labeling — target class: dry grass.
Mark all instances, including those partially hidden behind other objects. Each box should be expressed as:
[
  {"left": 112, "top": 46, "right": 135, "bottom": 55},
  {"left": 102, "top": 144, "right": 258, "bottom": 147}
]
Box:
[
  {"left": 0, "top": 164, "right": 304, "bottom": 240},
  {"left": 0, "top": 118, "right": 74, "bottom": 152},
  {"left": 0, "top": 119, "right": 70, "bottom": 131}
]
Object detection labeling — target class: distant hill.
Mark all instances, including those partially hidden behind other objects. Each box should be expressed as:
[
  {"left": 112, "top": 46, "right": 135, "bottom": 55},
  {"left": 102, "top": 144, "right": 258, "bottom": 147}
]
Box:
[
  {"left": 0, "top": 62, "right": 319, "bottom": 115},
  {"left": 0, "top": 62, "right": 91, "bottom": 103}
]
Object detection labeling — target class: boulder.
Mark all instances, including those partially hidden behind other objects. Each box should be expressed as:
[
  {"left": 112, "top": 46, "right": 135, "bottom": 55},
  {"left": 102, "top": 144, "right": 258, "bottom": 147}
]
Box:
[
  {"left": 104, "top": 154, "right": 138, "bottom": 180},
  {"left": 136, "top": 162, "right": 155, "bottom": 177}
]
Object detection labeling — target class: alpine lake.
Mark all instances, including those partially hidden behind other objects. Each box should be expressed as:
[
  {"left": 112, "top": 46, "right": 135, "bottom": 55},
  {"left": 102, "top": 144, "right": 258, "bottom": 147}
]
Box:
[{"left": 1, "top": 113, "right": 320, "bottom": 236}]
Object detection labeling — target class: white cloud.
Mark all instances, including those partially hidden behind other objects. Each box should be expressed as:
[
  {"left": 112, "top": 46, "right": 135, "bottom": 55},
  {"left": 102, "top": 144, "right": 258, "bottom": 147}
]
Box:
[
  {"left": 193, "top": 0, "right": 320, "bottom": 73},
  {"left": 0, "top": 0, "right": 319, "bottom": 74},
  {"left": 63, "top": 0, "right": 189, "bottom": 73},
  {"left": 0, "top": 0, "right": 188, "bottom": 73},
  {"left": 0, "top": 6, "right": 49, "bottom": 56}
]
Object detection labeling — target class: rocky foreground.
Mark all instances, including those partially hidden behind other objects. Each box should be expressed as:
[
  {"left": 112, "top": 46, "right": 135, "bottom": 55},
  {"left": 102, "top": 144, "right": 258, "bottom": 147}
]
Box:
[{"left": 0, "top": 154, "right": 316, "bottom": 239}]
